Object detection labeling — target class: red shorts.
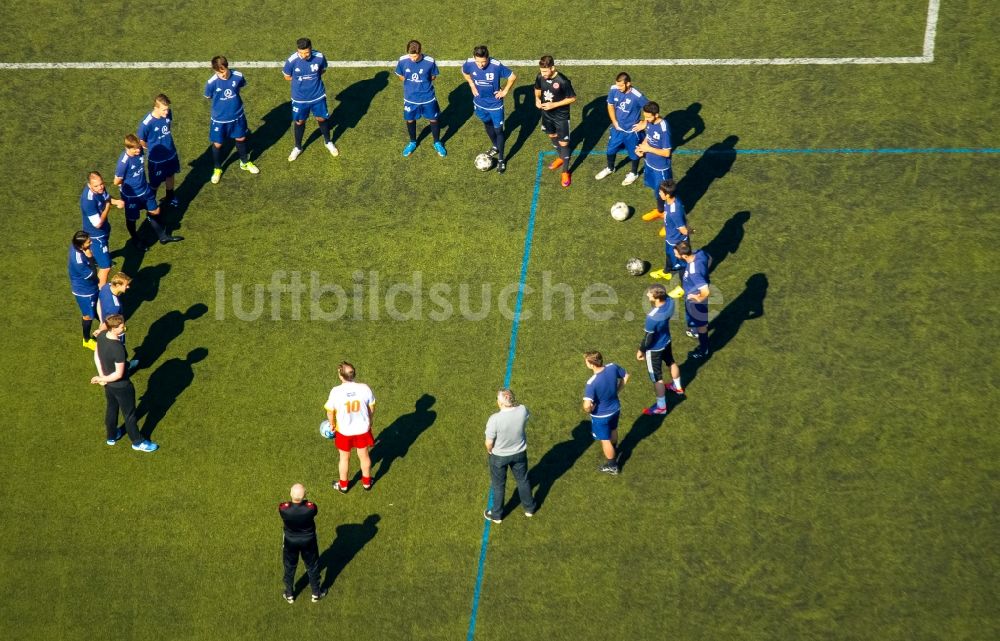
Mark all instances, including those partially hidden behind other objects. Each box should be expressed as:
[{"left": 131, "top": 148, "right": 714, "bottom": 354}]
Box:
[{"left": 335, "top": 430, "right": 374, "bottom": 452}]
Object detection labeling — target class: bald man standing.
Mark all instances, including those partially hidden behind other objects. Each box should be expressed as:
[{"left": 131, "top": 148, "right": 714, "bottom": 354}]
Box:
[{"left": 278, "top": 484, "right": 326, "bottom": 603}]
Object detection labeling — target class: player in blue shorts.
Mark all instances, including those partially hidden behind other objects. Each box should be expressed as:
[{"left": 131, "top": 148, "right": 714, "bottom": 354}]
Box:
[
  {"left": 583, "top": 350, "right": 629, "bottom": 475},
  {"left": 205, "top": 56, "right": 259, "bottom": 184},
  {"left": 462, "top": 45, "right": 517, "bottom": 174},
  {"left": 635, "top": 102, "right": 674, "bottom": 222},
  {"left": 674, "top": 240, "right": 713, "bottom": 359},
  {"left": 396, "top": 40, "right": 446, "bottom": 158},
  {"left": 137, "top": 94, "right": 181, "bottom": 208},
  {"left": 284, "top": 37, "right": 338, "bottom": 161},
  {"left": 649, "top": 179, "right": 690, "bottom": 279},
  {"left": 637, "top": 284, "right": 684, "bottom": 416},
  {"left": 114, "top": 134, "right": 183, "bottom": 250},
  {"left": 595, "top": 72, "right": 648, "bottom": 186},
  {"left": 80, "top": 171, "right": 124, "bottom": 289},
  {"left": 68, "top": 231, "right": 99, "bottom": 350}
]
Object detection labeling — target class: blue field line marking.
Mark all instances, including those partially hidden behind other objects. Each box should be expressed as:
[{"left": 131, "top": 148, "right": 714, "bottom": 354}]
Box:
[
  {"left": 579, "top": 146, "right": 1000, "bottom": 156},
  {"left": 466, "top": 150, "right": 547, "bottom": 641}
]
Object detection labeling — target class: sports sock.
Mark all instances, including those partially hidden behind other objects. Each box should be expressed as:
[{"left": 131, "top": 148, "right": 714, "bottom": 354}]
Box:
[
  {"left": 430, "top": 121, "right": 440, "bottom": 142},
  {"left": 125, "top": 219, "right": 139, "bottom": 241},
  {"left": 317, "top": 119, "right": 331, "bottom": 144},
  {"left": 483, "top": 122, "right": 497, "bottom": 148},
  {"left": 656, "top": 395, "right": 666, "bottom": 409},
  {"left": 235, "top": 140, "right": 249, "bottom": 163},
  {"left": 673, "top": 377, "right": 682, "bottom": 389},
  {"left": 550, "top": 137, "right": 559, "bottom": 150},
  {"left": 606, "top": 154, "right": 615, "bottom": 171},
  {"left": 165, "top": 188, "right": 174, "bottom": 201},
  {"left": 146, "top": 214, "right": 169, "bottom": 241},
  {"left": 362, "top": 476, "right": 372, "bottom": 486},
  {"left": 559, "top": 144, "right": 571, "bottom": 167},
  {"left": 338, "top": 479, "right": 348, "bottom": 490},
  {"left": 656, "top": 194, "right": 665, "bottom": 213},
  {"left": 211, "top": 145, "right": 223, "bottom": 169},
  {"left": 82, "top": 319, "right": 92, "bottom": 340},
  {"left": 406, "top": 120, "right": 417, "bottom": 141},
  {"left": 698, "top": 332, "right": 710, "bottom": 353},
  {"left": 293, "top": 122, "right": 305, "bottom": 149},
  {"left": 494, "top": 128, "right": 506, "bottom": 161},
  {"left": 631, "top": 158, "right": 640, "bottom": 174}
]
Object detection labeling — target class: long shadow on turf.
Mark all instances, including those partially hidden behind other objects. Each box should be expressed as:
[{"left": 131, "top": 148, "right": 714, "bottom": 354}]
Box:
[
  {"left": 304, "top": 514, "right": 380, "bottom": 594},
  {"left": 252, "top": 100, "right": 293, "bottom": 161},
  {"left": 666, "top": 102, "right": 705, "bottom": 149},
  {"left": 570, "top": 95, "right": 612, "bottom": 173},
  {"left": 503, "top": 421, "right": 592, "bottom": 515},
  {"left": 137, "top": 347, "right": 208, "bottom": 439},
  {"left": 676, "top": 135, "right": 739, "bottom": 215},
  {"left": 437, "top": 81, "right": 474, "bottom": 145},
  {"left": 703, "top": 210, "right": 751, "bottom": 276},
  {"left": 505, "top": 84, "right": 541, "bottom": 163},
  {"left": 312, "top": 71, "right": 390, "bottom": 149},
  {"left": 119, "top": 262, "right": 171, "bottom": 321},
  {"left": 370, "top": 394, "right": 437, "bottom": 483},
  {"left": 617, "top": 412, "right": 668, "bottom": 471},
  {"left": 132, "top": 303, "right": 208, "bottom": 369}
]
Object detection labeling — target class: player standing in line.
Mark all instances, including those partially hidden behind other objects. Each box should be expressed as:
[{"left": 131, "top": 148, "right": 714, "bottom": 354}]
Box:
[
  {"left": 204, "top": 56, "right": 259, "bottom": 184},
  {"left": 583, "top": 351, "right": 629, "bottom": 475},
  {"left": 324, "top": 362, "right": 376, "bottom": 493},
  {"left": 137, "top": 94, "right": 181, "bottom": 208},
  {"left": 395, "top": 40, "right": 447, "bottom": 158},
  {"left": 674, "top": 241, "right": 713, "bottom": 359},
  {"left": 114, "top": 134, "right": 184, "bottom": 249},
  {"left": 649, "top": 179, "right": 690, "bottom": 279},
  {"left": 80, "top": 171, "right": 124, "bottom": 289},
  {"left": 534, "top": 55, "right": 576, "bottom": 188},
  {"left": 284, "top": 37, "right": 338, "bottom": 161},
  {"left": 595, "top": 72, "right": 648, "bottom": 186},
  {"left": 462, "top": 45, "right": 517, "bottom": 174},
  {"left": 637, "top": 283, "right": 684, "bottom": 416},
  {"left": 635, "top": 102, "right": 674, "bottom": 222},
  {"left": 68, "top": 231, "right": 99, "bottom": 350}
]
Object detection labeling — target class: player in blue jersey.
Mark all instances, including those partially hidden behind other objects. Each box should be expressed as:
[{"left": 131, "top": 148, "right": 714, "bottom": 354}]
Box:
[
  {"left": 674, "top": 241, "right": 713, "bottom": 359},
  {"left": 637, "top": 284, "right": 684, "bottom": 416},
  {"left": 595, "top": 72, "right": 648, "bottom": 186},
  {"left": 462, "top": 45, "right": 517, "bottom": 174},
  {"left": 79, "top": 171, "right": 124, "bottom": 289},
  {"left": 395, "top": 40, "right": 446, "bottom": 158},
  {"left": 68, "top": 231, "right": 99, "bottom": 350},
  {"left": 205, "top": 56, "right": 259, "bottom": 184},
  {"left": 284, "top": 37, "right": 338, "bottom": 161},
  {"left": 137, "top": 94, "right": 181, "bottom": 208},
  {"left": 114, "top": 134, "right": 183, "bottom": 250},
  {"left": 649, "top": 179, "right": 690, "bottom": 279},
  {"left": 97, "top": 272, "right": 130, "bottom": 331},
  {"left": 583, "top": 350, "right": 629, "bottom": 475},
  {"left": 635, "top": 102, "right": 674, "bottom": 222}
]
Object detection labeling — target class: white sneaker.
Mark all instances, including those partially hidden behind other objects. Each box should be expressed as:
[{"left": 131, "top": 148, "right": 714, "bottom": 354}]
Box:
[
  {"left": 288, "top": 147, "right": 302, "bottom": 162},
  {"left": 621, "top": 172, "right": 639, "bottom": 186},
  {"left": 595, "top": 167, "right": 614, "bottom": 180},
  {"left": 325, "top": 141, "right": 339, "bottom": 157}
]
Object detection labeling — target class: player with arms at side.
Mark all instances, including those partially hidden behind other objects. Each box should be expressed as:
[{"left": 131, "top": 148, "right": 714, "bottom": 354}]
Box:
[
  {"left": 324, "top": 362, "right": 376, "bottom": 493},
  {"left": 583, "top": 351, "right": 629, "bottom": 475},
  {"left": 204, "top": 56, "right": 259, "bottom": 184},
  {"left": 596, "top": 72, "right": 648, "bottom": 186},
  {"left": 675, "top": 241, "right": 713, "bottom": 359},
  {"left": 534, "top": 55, "right": 577, "bottom": 188},
  {"left": 635, "top": 102, "right": 674, "bottom": 222},
  {"left": 68, "top": 231, "right": 100, "bottom": 350},
  {"left": 114, "top": 134, "right": 183, "bottom": 250},
  {"left": 79, "top": 171, "right": 124, "bottom": 289},
  {"left": 637, "top": 283, "right": 684, "bottom": 417},
  {"left": 462, "top": 45, "right": 517, "bottom": 174},
  {"left": 396, "top": 40, "right": 447, "bottom": 158},
  {"left": 136, "top": 94, "right": 181, "bottom": 208},
  {"left": 284, "top": 37, "right": 338, "bottom": 161}
]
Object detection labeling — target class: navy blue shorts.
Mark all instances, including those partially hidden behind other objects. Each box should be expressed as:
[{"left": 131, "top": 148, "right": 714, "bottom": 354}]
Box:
[
  {"left": 73, "top": 291, "right": 97, "bottom": 317},
  {"left": 403, "top": 100, "right": 439, "bottom": 121},
  {"left": 210, "top": 114, "right": 249, "bottom": 143},
  {"left": 590, "top": 412, "right": 620, "bottom": 441},
  {"left": 608, "top": 128, "right": 643, "bottom": 159},
  {"left": 291, "top": 98, "right": 329, "bottom": 121},
  {"left": 474, "top": 105, "right": 504, "bottom": 127},
  {"left": 685, "top": 300, "right": 710, "bottom": 327},
  {"left": 90, "top": 235, "right": 111, "bottom": 269},
  {"left": 644, "top": 164, "right": 674, "bottom": 191},
  {"left": 123, "top": 193, "right": 158, "bottom": 221},
  {"left": 148, "top": 155, "right": 180, "bottom": 189}
]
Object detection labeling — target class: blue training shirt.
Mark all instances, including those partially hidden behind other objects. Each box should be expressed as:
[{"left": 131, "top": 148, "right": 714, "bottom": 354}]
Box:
[
  {"left": 607, "top": 85, "right": 648, "bottom": 130},
  {"left": 583, "top": 363, "right": 628, "bottom": 418},
  {"left": 682, "top": 249, "right": 711, "bottom": 295},
  {"left": 644, "top": 118, "right": 672, "bottom": 170},
  {"left": 68, "top": 245, "right": 98, "bottom": 295},
  {"left": 97, "top": 283, "right": 121, "bottom": 322},
  {"left": 136, "top": 111, "right": 177, "bottom": 162},
  {"left": 395, "top": 55, "right": 439, "bottom": 104},
  {"left": 461, "top": 58, "right": 513, "bottom": 111},
  {"left": 664, "top": 197, "right": 688, "bottom": 245},
  {"left": 644, "top": 300, "right": 675, "bottom": 350},
  {"left": 80, "top": 186, "right": 111, "bottom": 238},
  {"left": 115, "top": 151, "right": 151, "bottom": 198},
  {"left": 204, "top": 70, "right": 247, "bottom": 122},
  {"left": 283, "top": 51, "right": 328, "bottom": 103}
]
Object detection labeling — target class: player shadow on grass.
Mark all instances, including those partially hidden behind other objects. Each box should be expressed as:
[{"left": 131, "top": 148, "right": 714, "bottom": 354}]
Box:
[
  {"left": 119, "top": 262, "right": 171, "bottom": 320},
  {"left": 251, "top": 100, "right": 293, "bottom": 162},
  {"left": 301, "top": 514, "right": 380, "bottom": 595},
  {"left": 617, "top": 412, "right": 669, "bottom": 471},
  {"left": 315, "top": 71, "right": 390, "bottom": 149},
  {"left": 504, "top": 84, "right": 542, "bottom": 163},
  {"left": 436, "top": 81, "right": 474, "bottom": 145},
  {"left": 368, "top": 394, "right": 437, "bottom": 483},
  {"left": 132, "top": 303, "right": 208, "bottom": 370},
  {"left": 703, "top": 210, "right": 751, "bottom": 276},
  {"left": 665, "top": 103, "right": 705, "bottom": 149},
  {"left": 503, "top": 421, "right": 592, "bottom": 515},
  {"left": 137, "top": 347, "right": 208, "bottom": 439},
  {"left": 676, "top": 135, "right": 739, "bottom": 215},
  {"left": 569, "top": 95, "right": 612, "bottom": 173}
]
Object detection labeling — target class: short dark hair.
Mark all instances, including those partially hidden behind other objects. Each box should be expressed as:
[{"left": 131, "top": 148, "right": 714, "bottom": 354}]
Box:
[
  {"left": 658, "top": 179, "right": 677, "bottom": 197},
  {"left": 296, "top": 37, "right": 312, "bottom": 51},
  {"left": 538, "top": 55, "right": 554, "bottom": 68},
  {"left": 473, "top": 45, "right": 489, "bottom": 59},
  {"left": 643, "top": 101, "right": 660, "bottom": 116},
  {"left": 616, "top": 72, "right": 631, "bottom": 83},
  {"left": 674, "top": 240, "right": 693, "bottom": 257},
  {"left": 584, "top": 351, "right": 604, "bottom": 367},
  {"left": 72, "top": 230, "right": 90, "bottom": 249},
  {"left": 407, "top": 40, "right": 421, "bottom": 54},
  {"left": 211, "top": 55, "right": 229, "bottom": 71},
  {"left": 646, "top": 284, "right": 668, "bottom": 302},
  {"left": 338, "top": 361, "right": 356, "bottom": 381},
  {"left": 105, "top": 314, "right": 125, "bottom": 329},
  {"left": 154, "top": 93, "right": 170, "bottom": 107}
]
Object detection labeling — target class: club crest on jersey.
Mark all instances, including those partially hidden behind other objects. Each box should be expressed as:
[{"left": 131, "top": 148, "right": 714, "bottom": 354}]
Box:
[
  {"left": 553, "top": 82, "right": 560, "bottom": 89},
  {"left": 224, "top": 89, "right": 234, "bottom": 99}
]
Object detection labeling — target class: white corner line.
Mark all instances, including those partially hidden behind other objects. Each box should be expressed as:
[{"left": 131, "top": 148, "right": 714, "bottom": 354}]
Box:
[{"left": 923, "top": 0, "right": 941, "bottom": 60}]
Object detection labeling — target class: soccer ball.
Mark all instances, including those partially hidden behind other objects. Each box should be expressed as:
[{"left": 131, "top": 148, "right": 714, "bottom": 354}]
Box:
[
  {"left": 626, "top": 258, "right": 646, "bottom": 276},
  {"left": 610, "top": 202, "right": 630, "bottom": 221},
  {"left": 319, "top": 420, "right": 334, "bottom": 440},
  {"left": 475, "top": 153, "right": 494, "bottom": 171}
]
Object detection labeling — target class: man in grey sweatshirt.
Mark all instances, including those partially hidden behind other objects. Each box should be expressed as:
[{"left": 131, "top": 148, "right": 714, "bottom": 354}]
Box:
[{"left": 483, "top": 388, "right": 537, "bottom": 523}]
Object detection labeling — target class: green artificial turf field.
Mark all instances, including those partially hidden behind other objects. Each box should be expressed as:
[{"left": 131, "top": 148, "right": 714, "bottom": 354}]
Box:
[{"left": 0, "top": 1, "right": 997, "bottom": 640}]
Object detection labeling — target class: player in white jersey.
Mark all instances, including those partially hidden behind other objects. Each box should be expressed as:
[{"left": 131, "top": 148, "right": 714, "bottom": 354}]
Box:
[{"left": 323, "top": 361, "right": 376, "bottom": 493}]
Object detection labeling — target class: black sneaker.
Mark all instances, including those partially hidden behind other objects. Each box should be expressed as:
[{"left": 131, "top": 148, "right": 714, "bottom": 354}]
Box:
[
  {"left": 159, "top": 235, "right": 184, "bottom": 244},
  {"left": 311, "top": 589, "right": 328, "bottom": 603},
  {"left": 688, "top": 349, "right": 709, "bottom": 360},
  {"left": 487, "top": 146, "right": 499, "bottom": 158},
  {"left": 483, "top": 509, "right": 502, "bottom": 524},
  {"left": 497, "top": 161, "right": 507, "bottom": 174},
  {"left": 599, "top": 462, "right": 619, "bottom": 476},
  {"left": 334, "top": 481, "right": 348, "bottom": 494},
  {"left": 283, "top": 591, "right": 295, "bottom": 604}
]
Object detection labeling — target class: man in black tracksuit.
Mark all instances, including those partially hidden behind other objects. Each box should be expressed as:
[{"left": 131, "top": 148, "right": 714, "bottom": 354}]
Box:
[{"left": 279, "top": 484, "right": 327, "bottom": 603}]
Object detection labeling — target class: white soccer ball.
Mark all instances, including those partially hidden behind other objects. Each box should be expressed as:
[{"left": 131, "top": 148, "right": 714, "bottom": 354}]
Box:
[
  {"left": 475, "top": 153, "right": 494, "bottom": 171},
  {"left": 626, "top": 257, "right": 646, "bottom": 276},
  {"left": 610, "top": 202, "right": 630, "bottom": 221},
  {"left": 319, "top": 420, "right": 334, "bottom": 440}
]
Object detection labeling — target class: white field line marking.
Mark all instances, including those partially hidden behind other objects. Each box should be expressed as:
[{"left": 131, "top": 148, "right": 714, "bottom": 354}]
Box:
[{"left": 0, "top": 1, "right": 940, "bottom": 70}]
